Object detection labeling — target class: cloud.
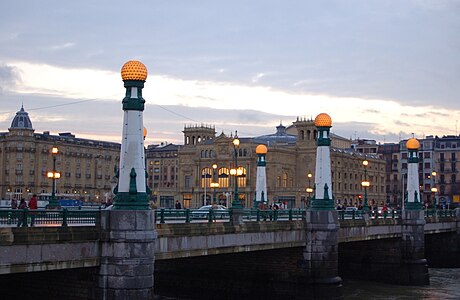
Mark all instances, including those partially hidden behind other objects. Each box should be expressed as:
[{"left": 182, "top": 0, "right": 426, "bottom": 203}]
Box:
[{"left": 0, "top": 64, "right": 21, "bottom": 93}]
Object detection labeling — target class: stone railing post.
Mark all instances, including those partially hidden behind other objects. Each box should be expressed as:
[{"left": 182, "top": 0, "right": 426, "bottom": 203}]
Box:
[{"left": 230, "top": 207, "right": 244, "bottom": 226}]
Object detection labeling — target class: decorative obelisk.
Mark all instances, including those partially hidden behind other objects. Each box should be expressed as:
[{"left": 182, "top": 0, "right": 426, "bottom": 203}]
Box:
[
  {"left": 310, "top": 113, "right": 334, "bottom": 209},
  {"left": 302, "top": 113, "right": 342, "bottom": 299},
  {"left": 114, "top": 60, "right": 149, "bottom": 210},
  {"left": 405, "top": 138, "right": 422, "bottom": 210},
  {"left": 97, "top": 61, "right": 156, "bottom": 299},
  {"left": 254, "top": 144, "right": 268, "bottom": 208},
  {"left": 401, "top": 137, "right": 429, "bottom": 285}
]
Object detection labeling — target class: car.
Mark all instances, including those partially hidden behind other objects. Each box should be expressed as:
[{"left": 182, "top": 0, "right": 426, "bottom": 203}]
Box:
[
  {"left": 345, "top": 207, "right": 358, "bottom": 212},
  {"left": 191, "top": 205, "right": 228, "bottom": 219}
]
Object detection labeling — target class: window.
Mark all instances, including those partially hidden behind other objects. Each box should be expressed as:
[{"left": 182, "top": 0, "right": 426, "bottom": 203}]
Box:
[
  {"left": 201, "top": 167, "right": 212, "bottom": 188},
  {"left": 424, "top": 152, "right": 430, "bottom": 159},
  {"left": 282, "top": 173, "right": 288, "bottom": 188},
  {"left": 184, "top": 175, "right": 191, "bottom": 188},
  {"left": 424, "top": 162, "right": 430, "bottom": 169},
  {"left": 218, "top": 168, "right": 230, "bottom": 188}
]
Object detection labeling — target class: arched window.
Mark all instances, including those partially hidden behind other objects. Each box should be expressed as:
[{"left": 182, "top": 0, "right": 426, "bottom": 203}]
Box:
[
  {"left": 277, "top": 176, "right": 281, "bottom": 187},
  {"left": 205, "top": 150, "right": 208, "bottom": 158},
  {"left": 283, "top": 173, "right": 288, "bottom": 188},
  {"left": 300, "top": 130, "right": 305, "bottom": 140},
  {"left": 185, "top": 136, "right": 190, "bottom": 145},
  {"left": 201, "top": 167, "right": 212, "bottom": 188},
  {"left": 218, "top": 168, "right": 230, "bottom": 188},
  {"left": 200, "top": 150, "right": 205, "bottom": 158},
  {"left": 307, "top": 130, "right": 311, "bottom": 140},
  {"left": 192, "top": 136, "right": 196, "bottom": 145},
  {"left": 313, "top": 130, "right": 317, "bottom": 141}
]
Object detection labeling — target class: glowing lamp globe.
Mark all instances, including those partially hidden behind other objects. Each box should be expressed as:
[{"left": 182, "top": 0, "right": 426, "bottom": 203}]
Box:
[
  {"left": 314, "top": 113, "right": 332, "bottom": 127},
  {"left": 255, "top": 144, "right": 268, "bottom": 154},
  {"left": 406, "top": 138, "right": 420, "bottom": 150},
  {"left": 121, "top": 60, "right": 148, "bottom": 81}
]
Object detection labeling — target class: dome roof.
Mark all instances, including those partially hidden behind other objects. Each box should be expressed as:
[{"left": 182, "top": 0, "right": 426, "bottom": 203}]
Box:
[
  {"left": 406, "top": 138, "right": 420, "bottom": 150},
  {"left": 314, "top": 113, "right": 332, "bottom": 127},
  {"left": 121, "top": 60, "right": 148, "bottom": 81},
  {"left": 9, "top": 105, "right": 33, "bottom": 130},
  {"left": 253, "top": 123, "right": 297, "bottom": 145},
  {"left": 255, "top": 144, "right": 268, "bottom": 154}
]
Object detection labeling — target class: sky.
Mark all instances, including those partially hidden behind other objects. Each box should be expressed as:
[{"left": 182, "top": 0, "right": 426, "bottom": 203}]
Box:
[{"left": 0, "top": 0, "right": 459, "bottom": 145}]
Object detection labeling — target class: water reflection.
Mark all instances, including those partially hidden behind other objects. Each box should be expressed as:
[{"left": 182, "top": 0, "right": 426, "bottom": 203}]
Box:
[{"left": 343, "top": 268, "right": 460, "bottom": 299}]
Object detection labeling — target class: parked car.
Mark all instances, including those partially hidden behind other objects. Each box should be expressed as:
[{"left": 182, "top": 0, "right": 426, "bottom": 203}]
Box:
[{"left": 191, "top": 205, "right": 228, "bottom": 218}]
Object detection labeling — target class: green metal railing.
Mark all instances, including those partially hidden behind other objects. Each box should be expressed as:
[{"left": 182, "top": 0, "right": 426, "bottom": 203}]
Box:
[
  {"left": 243, "top": 208, "right": 305, "bottom": 221},
  {"left": 425, "top": 209, "right": 456, "bottom": 218},
  {"left": 155, "top": 208, "right": 230, "bottom": 224},
  {"left": 0, "top": 208, "right": 100, "bottom": 227}
]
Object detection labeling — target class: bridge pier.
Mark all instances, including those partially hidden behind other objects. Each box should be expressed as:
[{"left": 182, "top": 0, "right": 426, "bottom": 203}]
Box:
[
  {"left": 400, "top": 209, "right": 429, "bottom": 285},
  {"left": 97, "top": 210, "right": 157, "bottom": 299},
  {"left": 302, "top": 210, "right": 342, "bottom": 299}
]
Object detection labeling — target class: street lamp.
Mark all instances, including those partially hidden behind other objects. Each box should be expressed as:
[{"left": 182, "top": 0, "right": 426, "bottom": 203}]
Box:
[
  {"left": 231, "top": 132, "right": 242, "bottom": 208},
  {"left": 431, "top": 171, "right": 437, "bottom": 208},
  {"left": 361, "top": 160, "right": 370, "bottom": 212},
  {"left": 211, "top": 163, "right": 219, "bottom": 204},
  {"left": 47, "top": 146, "right": 60, "bottom": 208},
  {"left": 306, "top": 172, "right": 313, "bottom": 207}
]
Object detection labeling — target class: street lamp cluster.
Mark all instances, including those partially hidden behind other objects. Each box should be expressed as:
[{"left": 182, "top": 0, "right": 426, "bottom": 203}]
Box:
[
  {"left": 47, "top": 146, "right": 61, "bottom": 208},
  {"left": 210, "top": 163, "right": 219, "bottom": 204},
  {"left": 361, "top": 159, "right": 370, "bottom": 212},
  {"left": 306, "top": 172, "right": 313, "bottom": 207},
  {"left": 230, "top": 132, "right": 242, "bottom": 208}
]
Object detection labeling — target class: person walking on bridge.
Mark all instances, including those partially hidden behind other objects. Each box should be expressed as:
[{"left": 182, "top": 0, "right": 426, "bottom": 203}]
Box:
[
  {"left": 17, "top": 198, "right": 27, "bottom": 227},
  {"left": 28, "top": 194, "right": 38, "bottom": 226}
]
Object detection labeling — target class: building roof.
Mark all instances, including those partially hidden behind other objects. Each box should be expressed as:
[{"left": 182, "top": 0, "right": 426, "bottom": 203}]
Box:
[
  {"left": 9, "top": 105, "right": 33, "bottom": 130},
  {"left": 253, "top": 123, "right": 297, "bottom": 145}
]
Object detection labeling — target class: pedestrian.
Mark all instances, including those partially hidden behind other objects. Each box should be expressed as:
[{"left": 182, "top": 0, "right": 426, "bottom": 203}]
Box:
[
  {"left": 28, "top": 194, "right": 38, "bottom": 226},
  {"left": 11, "top": 198, "right": 17, "bottom": 209},
  {"left": 17, "top": 198, "right": 27, "bottom": 227},
  {"left": 175, "top": 200, "right": 182, "bottom": 209}
]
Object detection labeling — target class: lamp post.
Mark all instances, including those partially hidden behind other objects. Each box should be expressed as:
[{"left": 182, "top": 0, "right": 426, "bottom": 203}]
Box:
[
  {"left": 47, "top": 146, "right": 60, "bottom": 208},
  {"left": 203, "top": 168, "right": 207, "bottom": 206},
  {"left": 231, "top": 132, "right": 242, "bottom": 208},
  {"left": 211, "top": 163, "right": 219, "bottom": 204},
  {"left": 361, "top": 160, "right": 370, "bottom": 212},
  {"left": 306, "top": 172, "right": 313, "bottom": 208},
  {"left": 431, "top": 171, "right": 437, "bottom": 208}
]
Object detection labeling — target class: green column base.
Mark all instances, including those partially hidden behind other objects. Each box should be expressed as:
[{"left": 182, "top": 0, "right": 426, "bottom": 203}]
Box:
[
  {"left": 113, "top": 192, "right": 150, "bottom": 210},
  {"left": 309, "top": 199, "right": 335, "bottom": 210},
  {"left": 405, "top": 201, "right": 423, "bottom": 210}
]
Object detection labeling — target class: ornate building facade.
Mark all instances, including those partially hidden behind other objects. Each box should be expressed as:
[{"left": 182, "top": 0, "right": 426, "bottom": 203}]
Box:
[
  {"left": 146, "top": 119, "right": 387, "bottom": 209},
  {"left": 0, "top": 106, "right": 120, "bottom": 202}
]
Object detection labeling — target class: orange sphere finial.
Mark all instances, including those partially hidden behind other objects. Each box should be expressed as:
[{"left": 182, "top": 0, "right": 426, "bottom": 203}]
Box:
[
  {"left": 256, "top": 144, "right": 268, "bottom": 154},
  {"left": 314, "top": 113, "right": 332, "bottom": 127},
  {"left": 121, "top": 60, "right": 148, "bottom": 81},
  {"left": 406, "top": 138, "right": 420, "bottom": 150}
]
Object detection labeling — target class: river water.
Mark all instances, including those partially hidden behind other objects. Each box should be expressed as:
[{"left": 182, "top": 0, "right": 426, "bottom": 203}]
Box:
[
  {"left": 156, "top": 268, "right": 460, "bottom": 299},
  {"left": 343, "top": 268, "right": 460, "bottom": 299}
]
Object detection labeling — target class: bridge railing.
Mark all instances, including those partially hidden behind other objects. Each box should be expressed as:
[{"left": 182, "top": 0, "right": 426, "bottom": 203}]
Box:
[
  {"left": 0, "top": 208, "right": 100, "bottom": 227},
  {"left": 425, "top": 208, "right": 457, "bottom": 218},
  {"left": 243, "top": 208, "right": 305, "bottom": 221},
  {"left": 155, "top": 208, "right": 230, "bottom": 224}
]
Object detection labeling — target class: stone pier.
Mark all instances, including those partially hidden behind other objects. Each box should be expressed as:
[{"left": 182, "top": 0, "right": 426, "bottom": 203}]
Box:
[{"left": 97, "top": 210, "right": 157, "bottom": 299}]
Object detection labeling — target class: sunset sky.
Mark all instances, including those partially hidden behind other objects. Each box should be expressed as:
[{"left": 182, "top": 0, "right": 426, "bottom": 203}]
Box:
[{"left": 1, "top": 0, "right": 459, "bottom": 145}]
